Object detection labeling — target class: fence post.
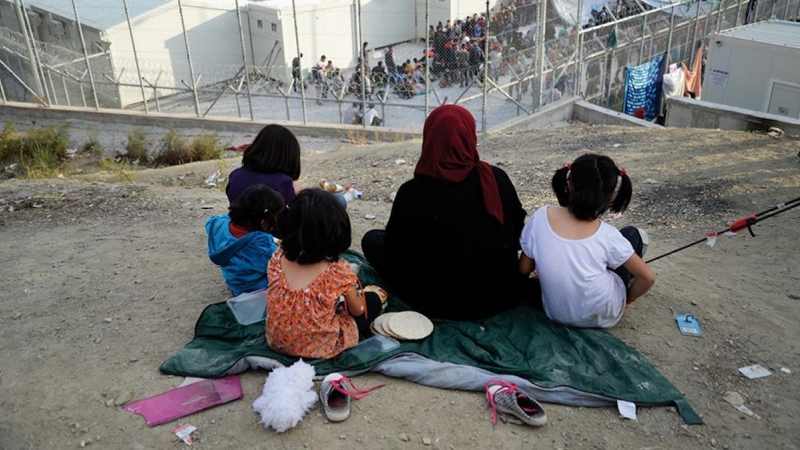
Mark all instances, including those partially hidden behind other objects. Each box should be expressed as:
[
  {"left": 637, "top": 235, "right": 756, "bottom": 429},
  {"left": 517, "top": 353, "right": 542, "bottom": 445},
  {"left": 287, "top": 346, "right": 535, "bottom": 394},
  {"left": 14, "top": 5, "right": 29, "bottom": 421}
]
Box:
[
  {"left": 638, "top": 15, "right": 648, "bottom": 65},
  {"left": 689, "top": 0, "right": 702, "bottom": 67},
  {"left": 666, "top": 6, "right": 676, "bottom": 63},
  {"left": 19, "top": 0, "right": 51, "bottom": 104},
  {"left": 716, "top": 0, "right": 725, "bottom": 32},
  {"left": 177, "top": 0, "right": 201, "bottom": 116},
  {"left": 235, "top": 0, "right": 254, "bottom": 120},
  {"left": 424, "top": 0, "right": 430, "bottom": 119},
  {"left": 46, "top": 69, "right": 58, "bottom": 104},
  {"left": 604, "top": 45, "right": 616, "bottom": 107},
  {"left": 703, "top": 1, "right": 714, "bottom": 38},
  {"left": 291, "top": 0, "right": 307, "bottom": 124},
  {"left": 735, "top": 0, "right": 743, "bottom": 25},
  {"left": 13, "top": 0, "right": 43, "bottom": 98},
  {"left": 122, "top": 0, "right": 149, "bottom": 113},
  {"left": 70, "top": 0, "right": 99, "bottom": 109},
  {"left": 536, "top": 0, "right": 547, "bottom": 109},
  {"left": 481, "top": 0, "right": 490, "bottom": 132},
  {"left": 61, "top": 74, "right": 70, "bottom": 106},
  {"left": 358, "top": 0, "right": 366, "bottom": 128},
  {"left": 574, "top": 0, "right": 585, "bottom": 96}
]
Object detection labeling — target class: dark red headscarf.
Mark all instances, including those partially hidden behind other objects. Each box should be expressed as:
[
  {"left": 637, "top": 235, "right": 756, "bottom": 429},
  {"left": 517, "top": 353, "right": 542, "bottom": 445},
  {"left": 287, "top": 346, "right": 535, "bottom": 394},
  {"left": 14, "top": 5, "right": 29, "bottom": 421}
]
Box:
[{"left": 414, "top": 105, "right": 504, "bottom": 224}]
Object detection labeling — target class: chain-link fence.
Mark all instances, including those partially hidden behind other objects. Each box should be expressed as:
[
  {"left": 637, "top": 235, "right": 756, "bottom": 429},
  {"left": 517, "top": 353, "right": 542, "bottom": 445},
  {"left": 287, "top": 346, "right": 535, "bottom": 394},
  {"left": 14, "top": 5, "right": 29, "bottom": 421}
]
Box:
[{"left": 1, "top": 0, "right": 798, "bottom": 132}]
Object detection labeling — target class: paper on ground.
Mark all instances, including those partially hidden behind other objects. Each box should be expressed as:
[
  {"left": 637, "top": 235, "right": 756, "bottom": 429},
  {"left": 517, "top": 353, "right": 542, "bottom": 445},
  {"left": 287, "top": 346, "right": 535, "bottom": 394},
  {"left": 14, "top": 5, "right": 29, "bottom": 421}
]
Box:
[
  {"left": 738, "top": 364, "right": 772, "bottom": 379},
  {"left": 173, "top": 423, "right": 196, "bottom": 445},
  {"left": 733, "top": 404, "right": 760, "bottom": 420},
  {"left": 617, "top": 400, "right": 637, "bottom": 420}
]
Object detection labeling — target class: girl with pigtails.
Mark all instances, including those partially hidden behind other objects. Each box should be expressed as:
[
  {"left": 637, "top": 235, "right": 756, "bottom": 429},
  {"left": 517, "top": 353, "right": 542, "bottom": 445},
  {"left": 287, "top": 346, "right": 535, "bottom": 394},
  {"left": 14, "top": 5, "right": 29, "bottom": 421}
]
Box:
[{"left": 519, "top": 154, "right": 656, "bottom": 328}]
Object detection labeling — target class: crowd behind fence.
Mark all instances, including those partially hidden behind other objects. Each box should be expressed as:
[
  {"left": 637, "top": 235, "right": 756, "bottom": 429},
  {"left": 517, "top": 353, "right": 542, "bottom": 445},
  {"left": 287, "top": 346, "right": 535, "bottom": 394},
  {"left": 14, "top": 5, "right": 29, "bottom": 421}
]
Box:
[{"left": 0, "top": 0, "right": 798, "bottom": 133}]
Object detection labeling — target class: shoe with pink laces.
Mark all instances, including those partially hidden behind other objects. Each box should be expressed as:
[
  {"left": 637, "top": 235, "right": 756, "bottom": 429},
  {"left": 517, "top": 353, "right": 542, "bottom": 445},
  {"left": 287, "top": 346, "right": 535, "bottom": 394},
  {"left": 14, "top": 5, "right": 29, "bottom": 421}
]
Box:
[
  {"left": 485, "top": 380, "right": 547, "bottom": 427},
  {"left": 319, "top": 373, "right": 385, "bottom": 422}
]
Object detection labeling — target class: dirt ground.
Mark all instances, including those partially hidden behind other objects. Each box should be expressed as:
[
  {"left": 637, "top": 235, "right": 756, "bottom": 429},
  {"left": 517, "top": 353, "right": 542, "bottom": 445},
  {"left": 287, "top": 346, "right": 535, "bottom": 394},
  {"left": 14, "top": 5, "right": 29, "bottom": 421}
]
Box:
[{"left": 1, "top": 124, "right": 799, "bottom": 450}]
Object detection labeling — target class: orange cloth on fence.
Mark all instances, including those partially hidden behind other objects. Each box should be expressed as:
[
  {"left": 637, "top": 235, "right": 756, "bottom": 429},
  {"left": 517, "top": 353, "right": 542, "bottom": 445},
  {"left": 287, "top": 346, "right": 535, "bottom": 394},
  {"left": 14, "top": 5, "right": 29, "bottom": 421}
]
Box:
[
  {"left": 682, "top": 46, "right": 704, "bottom": 100},
  {"left": 266, "top": 249, "right": 359, "bottom": 359}
]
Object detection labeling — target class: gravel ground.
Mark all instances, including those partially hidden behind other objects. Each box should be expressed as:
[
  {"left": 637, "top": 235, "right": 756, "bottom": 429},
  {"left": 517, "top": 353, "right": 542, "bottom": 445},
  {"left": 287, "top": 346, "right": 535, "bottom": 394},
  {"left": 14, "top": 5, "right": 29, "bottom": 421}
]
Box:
[{"left": 1, "top": 123, "right": 799, "bottom": 450}]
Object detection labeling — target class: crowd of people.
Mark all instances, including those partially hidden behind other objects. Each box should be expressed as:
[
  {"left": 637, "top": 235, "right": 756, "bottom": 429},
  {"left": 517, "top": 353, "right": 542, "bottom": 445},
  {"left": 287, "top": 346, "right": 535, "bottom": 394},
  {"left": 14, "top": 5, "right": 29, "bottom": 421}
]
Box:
[
  {"left": 204, "top": 104, "right": 656, "bottom": 364},
  {"left": 583, "top": 0, "right": 654, "bottom": 29},
  {"left": 286, "top": 1, "right": 543, "bottom": 110}
]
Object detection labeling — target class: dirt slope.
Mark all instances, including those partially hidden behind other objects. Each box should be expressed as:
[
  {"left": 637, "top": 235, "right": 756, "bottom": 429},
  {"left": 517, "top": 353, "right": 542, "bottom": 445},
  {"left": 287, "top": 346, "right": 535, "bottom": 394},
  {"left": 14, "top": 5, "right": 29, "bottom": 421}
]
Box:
[{"left": 1, "top": 124, "right": 799, "bottom": 450}]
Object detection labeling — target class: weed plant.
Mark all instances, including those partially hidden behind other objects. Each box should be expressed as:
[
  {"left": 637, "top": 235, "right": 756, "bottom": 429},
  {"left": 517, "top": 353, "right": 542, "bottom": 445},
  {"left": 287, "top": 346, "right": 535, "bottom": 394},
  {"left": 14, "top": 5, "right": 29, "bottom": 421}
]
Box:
[
  {"left": 0, "top": 123, "right": 70, "bottom": 177},
  {"left": 82, "top": 126, "right": 103, "bottom": 156},
  {"left": 154, "top": 128, "right": 190, "bottom": 166},
  {"left": 190, "top": 133, "right": 222, "bottom": 161},
  {"left": 124, "top": 129, "right": 148, "bottom": 164}
]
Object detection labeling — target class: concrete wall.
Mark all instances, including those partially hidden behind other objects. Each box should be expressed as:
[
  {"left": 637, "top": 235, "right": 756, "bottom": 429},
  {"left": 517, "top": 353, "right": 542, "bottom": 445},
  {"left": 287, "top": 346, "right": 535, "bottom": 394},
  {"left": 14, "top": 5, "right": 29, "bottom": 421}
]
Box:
[
  {"left": 488, "top": 97, "right": 660, "bottom": 133},
  {"left": 488, "top": 95, "right": 577, "bottom": 133},
  {"left": 0, "top": 101, "right": 420, "bottom": 142},
  {"left": 573, "top": 100, "right": 661, "bottom": 128},
  {"left": 666, "top": 96, "right": 800, "bottom": 136}
]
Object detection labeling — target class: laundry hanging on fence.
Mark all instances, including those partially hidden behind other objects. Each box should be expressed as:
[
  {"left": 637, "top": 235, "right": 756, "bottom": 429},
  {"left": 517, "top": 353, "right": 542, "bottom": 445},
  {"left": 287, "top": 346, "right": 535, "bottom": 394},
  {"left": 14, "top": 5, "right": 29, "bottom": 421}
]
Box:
[
  {"left": 623, "top": 53, "right": 666, "bottom": 121},
  {"left": 681, "top": 47, "right": 705, "bottom": 99},
  {"left": 663, "top": 63, "right": 686, "bottom": 98}
]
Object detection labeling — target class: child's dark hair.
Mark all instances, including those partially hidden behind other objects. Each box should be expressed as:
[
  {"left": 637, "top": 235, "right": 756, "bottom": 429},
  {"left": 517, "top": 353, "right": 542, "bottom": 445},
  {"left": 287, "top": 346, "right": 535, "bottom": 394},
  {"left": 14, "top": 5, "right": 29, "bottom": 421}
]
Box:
[
  {"left": 281, "top": 189, "right": 351, "bottom": 264},
  {"left": 242, "top": 125, "right": 301, "bottom": 180},
  {"left": 228, "top": 185, "right": 285, "bottom": 232},
  {"left": 552, "top": 153, "right": 632, "bottom": 221}
]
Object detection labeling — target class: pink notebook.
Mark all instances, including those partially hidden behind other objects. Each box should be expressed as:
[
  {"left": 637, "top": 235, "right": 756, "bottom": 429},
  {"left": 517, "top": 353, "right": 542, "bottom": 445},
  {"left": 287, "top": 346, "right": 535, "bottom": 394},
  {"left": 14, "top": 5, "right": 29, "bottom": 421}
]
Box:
[{"left": 123, "top": 375, "right": 243, "bottom": 427}]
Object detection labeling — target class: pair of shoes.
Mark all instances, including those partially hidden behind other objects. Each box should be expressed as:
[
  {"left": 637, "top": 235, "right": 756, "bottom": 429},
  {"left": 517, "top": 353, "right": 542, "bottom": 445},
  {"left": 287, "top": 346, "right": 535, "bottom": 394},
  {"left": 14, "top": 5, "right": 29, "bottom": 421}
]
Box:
[
  {"left": 485, "top": 380, "right": 547, "bottom": 427},
  {"left": 319, "top": 373, "right": 385, "bottom": 422}
]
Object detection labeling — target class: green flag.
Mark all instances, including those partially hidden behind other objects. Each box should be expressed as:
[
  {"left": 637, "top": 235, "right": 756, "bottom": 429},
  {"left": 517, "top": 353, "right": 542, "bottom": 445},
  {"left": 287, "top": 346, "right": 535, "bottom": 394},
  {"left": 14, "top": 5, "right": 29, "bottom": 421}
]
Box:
[{"left": 607, "top": 25, "right": 618, "bottom": 50}]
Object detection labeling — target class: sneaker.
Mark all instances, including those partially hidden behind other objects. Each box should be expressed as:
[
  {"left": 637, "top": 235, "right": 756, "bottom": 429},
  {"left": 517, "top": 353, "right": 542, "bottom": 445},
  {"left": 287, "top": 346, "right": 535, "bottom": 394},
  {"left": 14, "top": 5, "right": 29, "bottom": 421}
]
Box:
[
  {"left": 485, "top": 380, "right": 547, "bottom": 427},
  {"left": 636, "top": 227, "right": 649, "bottom": 258},
  {"left": 319, "top": 374, "right": 385, "bottom": 422}
]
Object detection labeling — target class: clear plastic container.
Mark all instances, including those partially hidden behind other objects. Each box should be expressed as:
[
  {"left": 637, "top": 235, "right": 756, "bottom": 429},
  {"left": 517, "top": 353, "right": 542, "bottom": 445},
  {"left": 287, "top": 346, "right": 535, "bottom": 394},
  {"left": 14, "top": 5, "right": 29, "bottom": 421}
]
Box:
[
  {"left": 345, "top": 334, "right": 400, "bottom": 355},
  {"left": 226, "top": 289, "right": 267, "bottom": 325}
]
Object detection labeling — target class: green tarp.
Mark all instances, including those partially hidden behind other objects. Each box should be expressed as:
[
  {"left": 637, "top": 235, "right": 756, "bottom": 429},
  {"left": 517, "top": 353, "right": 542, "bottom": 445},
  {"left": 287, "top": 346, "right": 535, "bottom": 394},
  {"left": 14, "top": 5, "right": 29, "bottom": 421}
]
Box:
[{"left": 161, "top": 252, "right": 701, "bottom": 425}]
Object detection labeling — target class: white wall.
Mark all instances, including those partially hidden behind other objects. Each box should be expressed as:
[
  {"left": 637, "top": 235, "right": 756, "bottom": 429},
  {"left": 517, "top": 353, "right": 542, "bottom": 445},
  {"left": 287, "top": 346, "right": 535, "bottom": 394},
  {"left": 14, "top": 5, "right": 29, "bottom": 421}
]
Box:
[
  {"left": 107, "top": 2, "right": 251, "bottom": 107},
  {"left": 361, "top": 0, "right": 416, "bottom": 49},
  {"left": 702, "top": 36, "right": 800, "bottom": 113},
  {"left": 250, "top": 0, "right": 417, "bottom": 84}
]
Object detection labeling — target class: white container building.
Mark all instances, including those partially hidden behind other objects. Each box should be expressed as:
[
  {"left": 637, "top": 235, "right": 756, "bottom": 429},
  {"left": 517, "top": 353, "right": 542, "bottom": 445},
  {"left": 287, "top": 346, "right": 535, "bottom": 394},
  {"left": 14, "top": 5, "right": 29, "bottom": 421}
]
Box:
[
  {"left": 702, "top": 20, "right": 800, "bottom": 119},
  {"left": 0, "top": 0, "right": 252, "bottom": 107}
]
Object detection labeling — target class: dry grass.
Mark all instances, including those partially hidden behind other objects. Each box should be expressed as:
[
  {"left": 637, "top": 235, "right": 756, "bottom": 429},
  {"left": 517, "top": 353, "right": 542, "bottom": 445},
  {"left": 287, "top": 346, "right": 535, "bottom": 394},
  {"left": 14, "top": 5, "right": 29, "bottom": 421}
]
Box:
[
  {"left": 124, "top": 128, "right": 149, "bottom": 164},
  {"left": 0, "top": 122, "right": 70, "bottom": 178}
]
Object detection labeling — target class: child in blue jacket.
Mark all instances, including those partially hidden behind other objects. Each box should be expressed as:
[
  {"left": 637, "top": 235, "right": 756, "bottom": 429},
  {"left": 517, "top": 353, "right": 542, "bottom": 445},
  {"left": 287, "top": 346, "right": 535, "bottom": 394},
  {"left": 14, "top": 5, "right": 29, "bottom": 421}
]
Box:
[{"left": 206, "top": 185, "right": 285, "bottom": 296}]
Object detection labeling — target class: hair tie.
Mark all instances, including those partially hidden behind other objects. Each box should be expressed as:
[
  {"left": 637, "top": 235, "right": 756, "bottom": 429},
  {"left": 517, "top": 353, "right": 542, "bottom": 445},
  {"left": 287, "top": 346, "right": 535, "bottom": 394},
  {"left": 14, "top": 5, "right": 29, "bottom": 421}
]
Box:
[
  {"left": 619, "top": 167, "right": 626, "bottom": 176},
  {"left": 564, "top": 163, "right": 571, "bottom": 170}
]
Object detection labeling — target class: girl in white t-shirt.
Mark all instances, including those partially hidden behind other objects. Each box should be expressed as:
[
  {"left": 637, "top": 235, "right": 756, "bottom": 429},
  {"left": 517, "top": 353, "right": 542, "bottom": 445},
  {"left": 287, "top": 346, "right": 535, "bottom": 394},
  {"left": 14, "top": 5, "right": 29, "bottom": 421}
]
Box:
[{"left": 519, "top": 154, "right": 655, "bottom": 328}]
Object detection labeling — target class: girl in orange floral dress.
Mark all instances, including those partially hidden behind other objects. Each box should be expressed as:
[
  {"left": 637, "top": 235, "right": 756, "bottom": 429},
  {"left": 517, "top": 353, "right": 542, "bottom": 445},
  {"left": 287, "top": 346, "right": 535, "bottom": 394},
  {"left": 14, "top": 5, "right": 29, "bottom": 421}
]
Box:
[{"left": 266, "top": 189, "right": 382, "bottom": 359}]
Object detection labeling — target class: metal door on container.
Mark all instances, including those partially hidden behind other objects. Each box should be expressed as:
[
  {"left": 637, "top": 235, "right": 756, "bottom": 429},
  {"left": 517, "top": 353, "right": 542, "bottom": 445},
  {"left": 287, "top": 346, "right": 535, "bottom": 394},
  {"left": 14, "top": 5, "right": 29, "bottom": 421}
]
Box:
[{"left": 767, "top": 81, "right": 800, "bottom": 118}]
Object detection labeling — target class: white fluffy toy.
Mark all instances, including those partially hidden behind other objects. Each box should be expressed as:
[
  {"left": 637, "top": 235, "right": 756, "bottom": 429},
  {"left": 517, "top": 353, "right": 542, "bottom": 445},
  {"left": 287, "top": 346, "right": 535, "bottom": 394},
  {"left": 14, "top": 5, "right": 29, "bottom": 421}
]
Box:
[{"left": 252, "top": 360, "right": 317, "bottom": 432}]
